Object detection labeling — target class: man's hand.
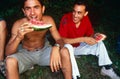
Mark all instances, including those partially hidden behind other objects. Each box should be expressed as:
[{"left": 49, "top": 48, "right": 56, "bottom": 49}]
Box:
[
  {"left": 50, "top": 46, "right": 62, "bottom": 72},
  {"left": 84, "top": 37, "right": 97, "bottom": 45},
  {"left": 17, "top": 23, "right": 34, "bottom": 40},
  {"left": 94, "top": 33, "right": 106, "bottom": 42}
]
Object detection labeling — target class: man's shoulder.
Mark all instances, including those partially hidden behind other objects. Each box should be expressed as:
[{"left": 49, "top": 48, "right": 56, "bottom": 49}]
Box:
[
  {"left": 61, "top": 12, "right": 72, "bottom": 22},
  {"left": 42, "top": 15, "right": 54, "bottom": 23},
  {"left": 15, "top": 18, "right": 27, "bottom": 23},
  {"left": 81, "top": 15, "right": 90, "bottom": 23},
  {"left": 62, "top": 12, "right": 72, "bottom": 17},
  {"left": 43, "top": 15, "right": 53, "bottom": 20},
  {"left": 61, "top": 12, "right": 72, "bottom": 23},
  {"left": 12, "top": 18, "right": 27, "bottom": 28},
  {"left": 83, "top": 15, "right": 90, "bottom": 20},
  {"left": 14, "top": 18, "right": 27, "bottom": 24}
]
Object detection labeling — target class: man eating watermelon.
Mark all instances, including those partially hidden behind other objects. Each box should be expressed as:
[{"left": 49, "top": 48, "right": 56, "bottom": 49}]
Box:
[{"left": 5, "top": 0, "right": 72, "bottom": 79}]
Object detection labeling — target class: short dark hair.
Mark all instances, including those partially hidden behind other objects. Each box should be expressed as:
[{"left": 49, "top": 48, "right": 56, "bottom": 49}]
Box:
[
  {"left": 73, "top": 0, "right": 88, "bottom": 11},
  {"left": 21, "top": 0, "right": 44, "bottom": 8}
]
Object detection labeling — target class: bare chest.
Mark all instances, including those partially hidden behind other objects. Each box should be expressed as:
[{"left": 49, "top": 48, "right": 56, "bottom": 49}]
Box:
[{"left": 24, "top": 30, "right": 48, "bottom": 41}]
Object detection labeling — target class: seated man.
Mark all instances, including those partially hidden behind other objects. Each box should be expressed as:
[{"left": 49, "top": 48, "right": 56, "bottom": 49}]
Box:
[
  {"left": 5, "top": 0, "right": 72, "bottom": 79},
  {"left": 0, "top": 18, "right": 7, "bottom": 76},
  {"left": 59, "top": 0, "right": 120, "bottom": 79}
]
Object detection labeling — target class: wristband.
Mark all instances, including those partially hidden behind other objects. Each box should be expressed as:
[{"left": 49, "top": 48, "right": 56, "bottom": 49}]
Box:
[{"left": 54, "top": 44, "right": 60, "bottom": 47}]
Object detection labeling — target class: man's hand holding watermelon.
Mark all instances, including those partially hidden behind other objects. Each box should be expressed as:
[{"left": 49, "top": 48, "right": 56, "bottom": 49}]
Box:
[{"left": 94, "top": 33, "right": 106, "bottom": 42}]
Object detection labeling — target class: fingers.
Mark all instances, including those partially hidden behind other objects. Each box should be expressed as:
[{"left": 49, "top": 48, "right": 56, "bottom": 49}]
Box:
[
  {"left": 19, "top": 23, "right": 33, "bottom": 33},
  {"left": 21, "top": 22, "right": 32, "bottom": 29},
  {"left": 17, "top": 22, "right": 34, "bottom": 40},
  {"left": 50, "top": 62, "right": 60, "bottom": 72},
  {"left": 19, "top": 27, "right": 25, "bottom": 32},
  {"left": 50, "top": 59, "right": 61, "bottom": 72},
  {"left": 21, "top": 22, "right": 30, "bottom": 27},
  {"left": 53, "top": 62, "right": 60, "bottom": 72},
  {"left": 85, "top": 37, "right": 97, "bottom": 45},
  {"left": 88, "top": 40, "right": 97, "bottom": 45}
]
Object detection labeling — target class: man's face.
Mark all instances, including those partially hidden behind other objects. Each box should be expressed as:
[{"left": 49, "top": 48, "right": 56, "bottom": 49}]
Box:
[
  {"left": 72, "top": 4, "right": 87, "bottom": 24},
  {"left": 22, "top": 0, "right": 45, "bottom": 21}
]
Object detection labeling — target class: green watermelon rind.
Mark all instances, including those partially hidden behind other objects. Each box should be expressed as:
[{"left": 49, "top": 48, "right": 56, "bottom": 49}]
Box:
[{"left": 32, "top": 24, "right": 52, "bottom": 31}]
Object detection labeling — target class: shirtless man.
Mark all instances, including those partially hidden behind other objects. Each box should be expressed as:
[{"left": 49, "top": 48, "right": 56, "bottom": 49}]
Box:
[{"left": 5, "top": 0, "right": 72, "bottom": 79}]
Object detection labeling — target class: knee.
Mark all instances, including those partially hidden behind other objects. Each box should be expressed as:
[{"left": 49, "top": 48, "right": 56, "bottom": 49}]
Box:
[
  {"left": 60, "top": 47, "right": 70, "bottom": 59},
  {"left": 6, "top": 57, "right": 18, "bottom": 68}
]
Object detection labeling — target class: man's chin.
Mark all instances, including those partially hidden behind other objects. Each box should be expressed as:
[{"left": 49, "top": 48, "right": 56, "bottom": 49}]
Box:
[{"left": 73, "top": 20, "right": 78, "bottom": 24}]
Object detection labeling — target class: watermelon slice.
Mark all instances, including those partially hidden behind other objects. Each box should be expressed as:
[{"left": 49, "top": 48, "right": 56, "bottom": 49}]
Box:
[
  {"left": 94, "top": 33, "right": 106, "bottom": 42},
  {"left": 30, "top": 19, "right": 52, "bottom": 31}
]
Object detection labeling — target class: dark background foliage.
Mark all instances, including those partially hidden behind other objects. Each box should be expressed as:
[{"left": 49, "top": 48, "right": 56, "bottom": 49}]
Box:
[{"left": 0, "top": 0, "right": 120, "bottom": 33}]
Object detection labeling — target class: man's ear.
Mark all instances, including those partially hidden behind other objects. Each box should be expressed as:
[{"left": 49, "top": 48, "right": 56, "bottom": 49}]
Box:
[
  {"left": 22, "top": 8, "right": 26, "bottom": 16},
  {"left": 84, "top": 11, "right": 88, "bottom": 16},
  {"left": 42, "top": 6, "right": 45, "bottom": 14}
]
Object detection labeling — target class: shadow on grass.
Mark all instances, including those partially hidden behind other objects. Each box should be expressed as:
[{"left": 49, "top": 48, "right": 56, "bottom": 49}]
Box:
[
  {"left": 20, "top": 66, "right": 64, "bottom": 79},
  {"left": 0, "top": 55, "right": 119, "bottom": 79}
]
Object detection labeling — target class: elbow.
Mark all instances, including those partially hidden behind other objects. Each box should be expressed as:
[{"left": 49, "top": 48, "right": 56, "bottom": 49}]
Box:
[
  {"left": 5, "top": 47, "right": 15, "bottom": 56},
  {"left": 5, "top": 47, "right": 9, "bottom": 56},
  {"left": 5, "top": 53, "right": 9, "bottom": 56},
  {"left": 5, "top": 51, "right": 14, "bottom": 56},
  {"left": 5, "top": 50, "right": 11, "bottom": 56}
]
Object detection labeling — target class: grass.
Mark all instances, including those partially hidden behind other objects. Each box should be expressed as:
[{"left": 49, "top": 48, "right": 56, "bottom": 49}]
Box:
[
  {"left": 1, "top": 49, "right": 119, "bottom": 79},
  {"left": 1, "top": 55, "right": 118, "bottom": 79}
]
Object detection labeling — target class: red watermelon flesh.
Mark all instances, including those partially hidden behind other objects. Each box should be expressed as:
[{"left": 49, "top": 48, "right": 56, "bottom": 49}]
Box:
[
  {"left": 94, "top": 33, "right": 106, "bottom": 42},
  {"left": 30, "top": 19, "right": 52, "bottom": 31}
]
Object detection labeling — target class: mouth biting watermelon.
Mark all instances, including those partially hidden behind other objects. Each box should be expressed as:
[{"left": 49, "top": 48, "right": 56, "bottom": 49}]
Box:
[
  {"left": 30, "top": 19, "right": 52, "bottom": 31},
  {"left": 94, "top": 33, "right": 106, "bottom": 42}
]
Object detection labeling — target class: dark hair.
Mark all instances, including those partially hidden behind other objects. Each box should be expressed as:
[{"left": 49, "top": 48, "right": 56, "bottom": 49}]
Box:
[
  {"left": 73, "top": 0, "right": 88, "bottom": 11},
  {"left": 21, "top": 0, "right": 44, "bottom": 8}
]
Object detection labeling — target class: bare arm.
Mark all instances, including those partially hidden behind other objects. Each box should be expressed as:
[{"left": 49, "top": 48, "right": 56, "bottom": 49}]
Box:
[
  {"left": 5, "top": 20, "right": 33, "bottom": 56},
  {"left": 48, "top": 17, "right": 64, "bottom": 48},
  {"left": 0, "top": 20, "right": 7, "bottom": 60},
  {"left": 45, "top": 16, "right": 64, "bottom": 72},
  {"left": 5, "top": 21, "right": 23, "bottom": 56},
  {"left": 62, "top": 37, "right": 97, "bottom": 45}
]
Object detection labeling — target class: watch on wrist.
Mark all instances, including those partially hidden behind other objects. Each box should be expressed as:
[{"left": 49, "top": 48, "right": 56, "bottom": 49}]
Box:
[{"left": 54, "top": 43, "right": 60, "bottom": 47}]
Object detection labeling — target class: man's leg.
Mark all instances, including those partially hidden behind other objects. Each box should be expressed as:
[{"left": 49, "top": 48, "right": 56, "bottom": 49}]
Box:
[
  {"left": 37, "top": 42, "right": 72, "bottom": 79},
  {"left": 60, "top": 47, "right": 72, "bottom": 79},
  {"left": 74, "top": 42, "right": 120, "bottom": 79},
  {"left": 64, "top": 44, "right": 80, "bottom": 79},
  {"left": 5, "top": 49, "right": 36, "bottom": 79},
  {"left": 6, "top": 57, "right": 19, "bottom": 79},
  {"left": 74, "top": 42, "right": 112, "bottom": 66}
]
